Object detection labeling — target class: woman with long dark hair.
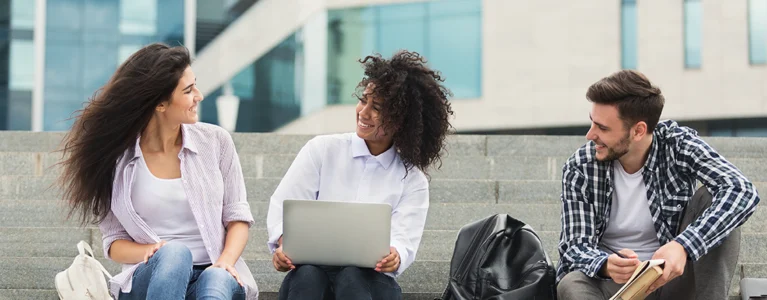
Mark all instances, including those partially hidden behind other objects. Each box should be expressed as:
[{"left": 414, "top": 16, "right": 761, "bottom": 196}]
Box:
[
  {"left": 267, "top": 50, "right": 454, "bottom": 299},
  {"left": 58, "top": 43, "right": 258, "bottom": 300}
]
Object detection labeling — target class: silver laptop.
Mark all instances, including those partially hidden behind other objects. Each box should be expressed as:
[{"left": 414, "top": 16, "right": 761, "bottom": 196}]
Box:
[{"left": 282, "top": 199, "right": 392, "bottom": 268}]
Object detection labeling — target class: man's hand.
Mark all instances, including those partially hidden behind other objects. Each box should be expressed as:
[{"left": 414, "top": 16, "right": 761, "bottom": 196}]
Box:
[
  {"left": 601, "top": 249, "right": 640, "bottom": 284},
  {"left": 647, "top": 241, "right": 687, "bottom": 294},
  {"left": 272, "top": 237, "right": 294, "bottom": 272},
  {"left": 376, "top": 247, "right": 400, "bottom": 273},
  {"left": 143, "top": 240, "right": 166, "bottom": 263}
]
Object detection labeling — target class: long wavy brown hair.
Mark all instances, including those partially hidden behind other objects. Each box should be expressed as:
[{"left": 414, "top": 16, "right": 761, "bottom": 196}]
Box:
[{"left": 57, "top": 43, "right": 191, "bottom": 225}]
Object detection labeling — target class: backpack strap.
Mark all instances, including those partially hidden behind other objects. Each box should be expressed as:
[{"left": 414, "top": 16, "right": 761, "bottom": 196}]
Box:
[
  {"left": 77, "top": 240, "right": 95, "bottom": 258},
  {"left": 76, "top": 241, "right": 113, "bottom": 279}
]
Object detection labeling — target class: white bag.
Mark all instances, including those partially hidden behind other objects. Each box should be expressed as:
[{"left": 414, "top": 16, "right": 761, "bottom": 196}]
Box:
[{"left": 55, "top": 241, "right": 114, "bottom": 300}]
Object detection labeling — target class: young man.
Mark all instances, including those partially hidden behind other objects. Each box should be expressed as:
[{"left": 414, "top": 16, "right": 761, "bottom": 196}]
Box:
[{"left": 556, "top": 70, "right": 760, "bottom": 300}]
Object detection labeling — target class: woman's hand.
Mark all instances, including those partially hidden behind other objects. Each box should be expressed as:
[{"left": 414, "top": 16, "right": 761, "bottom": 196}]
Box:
[
  {"left": 143, "top": 240, "right": 166, "bottom": 263},
  {"left": 376, "top": 247, "right": 400, "bottom": 273},
  {"left": 209, "top": 261, "right": 244, "bottom": 287},
  {"left": 272, "top": 236, "right": 295, "bottom": 272}
]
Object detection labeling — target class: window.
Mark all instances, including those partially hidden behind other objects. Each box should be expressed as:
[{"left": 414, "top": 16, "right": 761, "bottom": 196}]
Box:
[
  {"left": 748, "top": 0, "right": 767, "bottom": 64},
  {"left": 327, "top": 0, "right": 482, "bottom": 104},
  {"left": 684, "top": 0, "right": 702, "bottom": 68},
  {"left": 621, "top": 0, "right": 638, "bottom": 69}
]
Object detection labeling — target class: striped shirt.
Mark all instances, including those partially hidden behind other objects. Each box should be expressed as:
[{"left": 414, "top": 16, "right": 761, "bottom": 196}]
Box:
[
  {"left": 557, "top": 120, "right": 760, "bottom": 282},
  {"left": 99, "top": 122, "right": 258, "bottom": 299}
]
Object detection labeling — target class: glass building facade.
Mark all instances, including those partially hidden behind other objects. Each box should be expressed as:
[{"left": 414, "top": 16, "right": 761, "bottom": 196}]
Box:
[
  {"left": 620, "top": 0, "right": 638, "bottom": 69},
  {"left": 684, "top": 0, "right": 702, "bottom": 68},
  {"left": 200, "top": 32, "right": 303, "bottom": 132},
  {"left": 3, "top": 0, "right": 36, "bottom": 130},
  {"left": 327, "top": 0, "right": 482, "bottom": 104},
  {"left": 43, "top": 0, "right": 184, "bottom": 131},
  {"left": 749, "top": 0, "right": 767, "bottom": 64}
]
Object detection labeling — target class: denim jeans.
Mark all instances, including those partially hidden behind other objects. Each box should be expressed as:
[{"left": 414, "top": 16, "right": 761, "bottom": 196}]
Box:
[
  {"left": 118, "top": 243, "right": 245, "bottom": 300},
  {"left": 278, "top": 264, "right": 402, "bottom": 300}
]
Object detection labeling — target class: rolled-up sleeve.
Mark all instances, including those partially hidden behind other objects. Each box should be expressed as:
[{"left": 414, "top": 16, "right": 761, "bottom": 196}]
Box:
[
  {"left": 219, "top": 130, "right": 255, "bottom": 228},
  {"left": 99, "top": 210, "right": 133, "bottom": 260}
]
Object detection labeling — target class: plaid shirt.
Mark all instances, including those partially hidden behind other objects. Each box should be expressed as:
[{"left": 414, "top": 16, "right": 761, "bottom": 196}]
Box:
[{"left": 556, "top": 120, "right": 760, "bottom": 282}]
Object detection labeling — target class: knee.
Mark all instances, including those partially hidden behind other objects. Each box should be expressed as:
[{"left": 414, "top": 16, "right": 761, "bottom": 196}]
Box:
[
  {"left": 199, "top": 268, "right": 237, "bottom": 286},
  {"left": 557, "top": 271, "right": 590, "bottom": 298},
  {"left": 292, "top": 265, "right": 326, "bottom": 282},
  {"left": 153, "top": 242, "right": 193, "bottom": 267}
]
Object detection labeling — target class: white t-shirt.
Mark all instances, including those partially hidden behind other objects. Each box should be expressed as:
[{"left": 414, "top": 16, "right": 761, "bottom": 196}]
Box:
[
  {"left": 600, "top": 161, "right": 661, "bottom": 261},
  {"left": 131, "top": 156, "right": 211, "bottom": 265}
]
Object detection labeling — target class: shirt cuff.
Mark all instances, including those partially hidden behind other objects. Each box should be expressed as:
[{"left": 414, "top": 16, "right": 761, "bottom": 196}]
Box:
[
  {"left": 387, "top": 242, "right": 409, "bottom": 277},
  {"left": 267, "top": 222, "right": 283, "bottom": 254},
  {"left": 222, "top": 202, "right": 255, "bottom": 228},
  {"left": 675, "top": 228, "right": 707, "bottom": 261},
  {"left": 586, "top": 253, "right": 610, "bottom": 279}
]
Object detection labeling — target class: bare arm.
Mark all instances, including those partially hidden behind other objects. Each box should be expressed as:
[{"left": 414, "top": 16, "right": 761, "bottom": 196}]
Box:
[
  {"left": 217, "top": 221, "right": 250, "bottom": 266},
  {"left": 108, "top": 240, "right": 164, "bottom": 264}
]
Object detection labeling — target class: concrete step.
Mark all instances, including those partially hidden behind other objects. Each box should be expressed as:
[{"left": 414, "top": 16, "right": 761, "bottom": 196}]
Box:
[
  {"left": 2, "top": 132, "right": 766, "bottom": 159},
  {"left": 0, "top": 175, "right": 576, "bottom": 205},
  {"left": 0, "top": 257, "right": 763, "bottom": 297},
  {"left": 2, "top": 201, "right": 766, "bottom": 234},
  {"left": 3, "top": 227, "right": 766, "bottom": 265},
  {"left": 3, "top": 150, "right": 767, "bottom": 183},
  {"left": 0, "top": 290, "right": 442, "bottom": 300}
]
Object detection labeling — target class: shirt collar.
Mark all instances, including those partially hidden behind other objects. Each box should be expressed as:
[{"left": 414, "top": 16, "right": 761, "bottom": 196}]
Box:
[
  {"left": 642, "top": 134, "right": 660, "bottom": 174},
  {"left": 351, "top": 133, "right": 397, "bottom": 170},
  {"left": 128, "top": 124, "right": 198, "bottom": 161}
]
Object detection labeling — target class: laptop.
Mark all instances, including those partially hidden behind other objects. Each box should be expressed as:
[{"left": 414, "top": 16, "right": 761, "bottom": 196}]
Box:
[{"left": 282, "top": 199, "right": 392, "bottom": 269}]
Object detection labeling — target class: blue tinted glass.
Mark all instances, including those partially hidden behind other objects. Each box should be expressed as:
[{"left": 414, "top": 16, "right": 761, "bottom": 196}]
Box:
[
  {"left": 204, "top": 33, "right": 303, "bottom": 132},
  {"left": 376, "top": 3, "right": 427, "bottom": 57},
  {"left": 749, "top": 0, "right": 767, "bottom": 64},
  {"left": 621, "top": 0, "right": 638, "bottom": 69},
  {"left": 684, "top": 0, "right": 702, "bottom": 68},
  {"left": 11, "top": 0, "right": 35, "bottom": 30},
  {"left": 327, "top": 0, "right": 482, "bottom": 103},
  {"left": 427, "top": 0, "right": 481, "bottom": 99},
  {"left": 43, "top": 0, "right": 185, "bottom": 130}
]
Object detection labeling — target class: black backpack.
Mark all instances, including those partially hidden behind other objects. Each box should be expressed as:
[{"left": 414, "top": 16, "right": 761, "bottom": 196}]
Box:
[{"left": 439, "top": 214, "right": 557, "bottom": 300}]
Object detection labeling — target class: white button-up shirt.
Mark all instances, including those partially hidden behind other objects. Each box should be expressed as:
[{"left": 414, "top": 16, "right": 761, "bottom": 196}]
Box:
[
  {"left": 99, "top": 123, "right": 258, "bottom": 299},
  {"left": 266, "top": 133, "right": 430, "bottom": 277}
]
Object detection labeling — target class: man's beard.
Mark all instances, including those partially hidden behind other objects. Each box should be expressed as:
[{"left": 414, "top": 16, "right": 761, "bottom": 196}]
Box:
[{"left": 598, "top": 132, "right": 631, "bottom": 161}]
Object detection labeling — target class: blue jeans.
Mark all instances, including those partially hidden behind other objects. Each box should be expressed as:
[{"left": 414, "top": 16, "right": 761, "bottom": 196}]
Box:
[
  {"left": 118, "top": 243, "right": 245, "bottom": 300},
  {"left": 278, "top": 265, "right": 402, "bottom": 300}
]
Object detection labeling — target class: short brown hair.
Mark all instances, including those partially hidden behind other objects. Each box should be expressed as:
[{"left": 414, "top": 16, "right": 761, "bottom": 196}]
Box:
[{"left": 586, "top": 70, "right": 665, "bottom": 130}]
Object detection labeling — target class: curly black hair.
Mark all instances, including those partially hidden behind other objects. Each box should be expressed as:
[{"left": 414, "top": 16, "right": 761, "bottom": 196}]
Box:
[{"left": 354, "top": 50, "right": 454, "bottom": 177}]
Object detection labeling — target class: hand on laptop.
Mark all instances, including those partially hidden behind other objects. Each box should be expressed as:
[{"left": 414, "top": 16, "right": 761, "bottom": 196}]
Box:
[
  {"left": 375, "top": 247, "right": 400, "bottom": 273},
  {"left": 273, "top": 237, "right": 295, "bottom": 272}
]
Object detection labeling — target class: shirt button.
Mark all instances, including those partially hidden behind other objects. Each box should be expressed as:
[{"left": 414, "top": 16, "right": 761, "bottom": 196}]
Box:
[
  {"left": 200, "top": 225, "right": 205, "bottom": 229},
  {"left": 677, "top": 204, "right": 682, "bottom": 208}
]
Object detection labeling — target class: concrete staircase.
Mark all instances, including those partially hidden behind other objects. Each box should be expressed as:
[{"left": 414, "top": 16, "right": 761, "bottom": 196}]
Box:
[{"left": 0, "top": 131, "right": 765, "bottom": 300}]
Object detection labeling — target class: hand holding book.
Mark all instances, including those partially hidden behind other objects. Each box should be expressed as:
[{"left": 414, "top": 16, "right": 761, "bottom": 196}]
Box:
[{"left": 646, "top": 241, "right": 688, "bottom": 294}]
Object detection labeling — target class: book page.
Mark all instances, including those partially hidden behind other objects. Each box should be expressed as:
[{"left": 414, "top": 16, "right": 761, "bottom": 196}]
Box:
[{"left": 609, "top": 259, "right": 665, "bottom": 300}]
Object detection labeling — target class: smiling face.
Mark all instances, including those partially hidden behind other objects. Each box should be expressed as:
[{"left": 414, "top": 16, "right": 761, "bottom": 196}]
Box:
[
  {"left": 156, "top": 66, "right": 203, "bottom": 124},
  {"left": 355, "top": 83, "right": 393, "bottom": 146},
  {"left": 586, "top": 103, "right": 632, "bottom": 161}
]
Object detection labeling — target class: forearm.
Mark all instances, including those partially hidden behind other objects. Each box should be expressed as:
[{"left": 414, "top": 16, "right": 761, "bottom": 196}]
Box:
[
  {"left": 108, "top": 239, "right": 153, "bottom": 264},
  {"left": 218, "top": 221, "right": 249, "bottom": 265}
]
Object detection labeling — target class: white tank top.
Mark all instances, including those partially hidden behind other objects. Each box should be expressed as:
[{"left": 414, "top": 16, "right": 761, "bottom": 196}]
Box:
[
  {"left": 600, "top": 160, "right": 661, "bottom": 261},
  {"left": 131, "top": 156, "right": 211, "bottom": 265}
]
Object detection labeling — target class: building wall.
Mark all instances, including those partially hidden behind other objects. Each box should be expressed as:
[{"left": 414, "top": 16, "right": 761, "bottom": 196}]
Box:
[{"left": 278, "top": 0, "right": 767, "bottom": 134}]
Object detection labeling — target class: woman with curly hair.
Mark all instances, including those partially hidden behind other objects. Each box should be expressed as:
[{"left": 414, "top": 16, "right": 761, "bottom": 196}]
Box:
[{"left": 266, "top": 50, "right": 454, "bottom": 300}]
